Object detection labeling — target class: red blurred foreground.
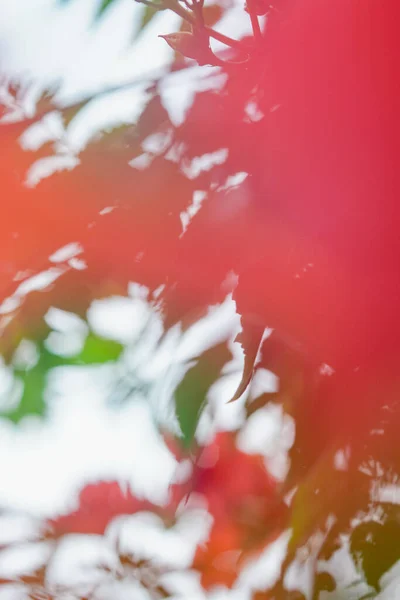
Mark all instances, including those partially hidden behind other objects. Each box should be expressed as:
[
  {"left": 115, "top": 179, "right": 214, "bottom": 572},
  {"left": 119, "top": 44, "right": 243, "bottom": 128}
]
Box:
[{"left": 46, "top": 432, "right": 282, "bottom": 589}]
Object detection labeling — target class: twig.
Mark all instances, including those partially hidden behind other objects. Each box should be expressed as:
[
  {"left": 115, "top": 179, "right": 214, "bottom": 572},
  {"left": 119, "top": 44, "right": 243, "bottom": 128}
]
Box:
[
  {"left": 192, "top": 0, "right": 205, "bottom": 27},
  {"left": 205, "top": 26, "right": 246, "bottom": 52},
  {"left": 136, "top": 0, "right": 196, "bottom": 24},
  {"left": 181, "top": 0, "right": 193, "bottom": 10},
  {"left": 249, "top": 11, "right": 261, "bottom": 40},
  {"left": 135, "top": 0, "right": 246, "bottom": 52}
]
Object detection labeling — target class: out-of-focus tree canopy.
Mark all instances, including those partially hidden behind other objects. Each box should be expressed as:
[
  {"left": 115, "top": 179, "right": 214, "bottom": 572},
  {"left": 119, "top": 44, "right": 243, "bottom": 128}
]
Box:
[{"left": 1, "top": 0, "right": 400, "bottom": 598}]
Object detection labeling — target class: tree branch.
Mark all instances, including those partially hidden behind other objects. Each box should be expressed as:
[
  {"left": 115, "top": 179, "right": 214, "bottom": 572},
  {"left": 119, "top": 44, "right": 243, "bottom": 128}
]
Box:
[{"left": 135, "top": 0, "right": 246, "bottom": 52}]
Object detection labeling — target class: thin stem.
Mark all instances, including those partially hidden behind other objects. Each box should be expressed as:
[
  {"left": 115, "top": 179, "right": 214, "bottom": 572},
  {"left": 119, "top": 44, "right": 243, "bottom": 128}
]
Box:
[
  {"left": 249, "top": 11, "right": 261, "bottom": 40},
  {"left": 192, "top": 0, "right": 204, "bottom": 27},
  {"left": 157, "top": 0, "right": 197, "bottom": 23},
  {"left": 135, "top": 0, "right": 245, "bottom": 51},
  {"left": 205, "top": 26, "right": 245, "bottom": 51},
  {"left": 180, "top": 0, "right": 193, "bottom": 10}
]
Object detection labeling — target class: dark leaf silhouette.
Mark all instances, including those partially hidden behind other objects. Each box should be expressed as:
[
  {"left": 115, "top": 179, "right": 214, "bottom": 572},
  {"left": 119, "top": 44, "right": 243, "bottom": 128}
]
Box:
[
  {"left": 228, "top": 315, "right": 264, "bottom": 403},
  {"left": 175, "top": 342, "right": 232, "bottom": 447}
]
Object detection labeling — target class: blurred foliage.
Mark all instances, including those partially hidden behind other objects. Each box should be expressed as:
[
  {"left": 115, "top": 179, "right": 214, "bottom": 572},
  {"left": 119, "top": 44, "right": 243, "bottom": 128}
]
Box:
[
  {"left": 174, "top": 342, "right": 232, "bottom": 447},
  {"left": 4, "top": 327, "right": 123, "bottom": 423},
  {"left": 60, "top": 0, "right": 120, "bottom": 20},
  {"left": 95, "top": 0, "right": 116, "bottom": 18},
  {"left": 139, "top": 3, "right": 162, "bottom": 33},
  {"left": 1, "top": 0, "right": 400, "bottom": 597}
]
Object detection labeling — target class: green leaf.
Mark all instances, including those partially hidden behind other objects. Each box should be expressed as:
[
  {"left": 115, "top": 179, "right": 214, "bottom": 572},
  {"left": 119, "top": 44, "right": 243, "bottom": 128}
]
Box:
[
  {"left": 40, "top": 332, "right": 123, "bottom": 367},
  {"left": 59, "top": 0, "right": 118, "bottom": 20},
  {"left": 73, "top": 333, "right": 123, "bottom": 364},
  {"left": 350, "top": 518, "right": 400, "bottom": 591},
  {"left": 137, "top": 3, "right": 162, "bottom": 36},
  {"left": 8, "top": 362, "right": 47, "bottom": 424},
  {"left": 5, "top": 340, "right": 58, "bottom": 423},
  {"left": 175, "top": 342, "right": 232, "bottom": 448},
  {"left": 286, "top": 441, "right": 354, "bottom": 562},
  {"left": 2, "top": 332, "right": 123, "bottom": 424},
  {"left": 95, "top": 0, "right": 116, "bottom": 19}
]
